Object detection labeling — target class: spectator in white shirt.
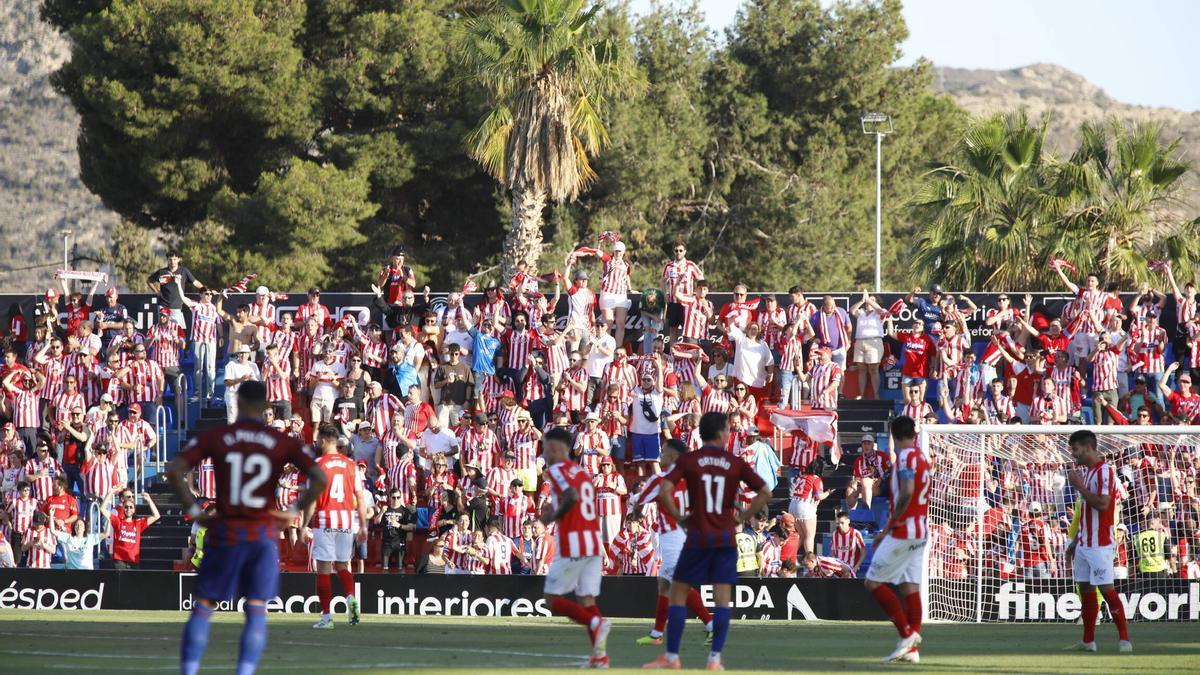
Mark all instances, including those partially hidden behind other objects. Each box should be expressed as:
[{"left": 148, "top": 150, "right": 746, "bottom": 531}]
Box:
[
  {"left": 418, "top": 414, "right": 459, "bottom": 472},
  {"left": 583, "top": 319, "right": 615, "bottom": 404},
  {"left": 222, "top": 345, "right": 261, "bottom": 423},
  {"left": 849, "top": 291, "right": 886, "bottom": 400},
  {"left": 726, "top": 322, "right": 775, "bottom": 402}
]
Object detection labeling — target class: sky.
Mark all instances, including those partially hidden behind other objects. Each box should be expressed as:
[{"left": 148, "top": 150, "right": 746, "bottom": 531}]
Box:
[{"left": 629, "top": 0, "right": 1200, "bottom": 111}]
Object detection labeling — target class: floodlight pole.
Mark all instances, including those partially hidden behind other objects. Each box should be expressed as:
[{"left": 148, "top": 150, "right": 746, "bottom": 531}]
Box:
[
  {"left": 861, "top": 113, "right": 893, "bottom": 293},
  {"left": 62, "top": 229, "right": 73, "bottom": 293}
]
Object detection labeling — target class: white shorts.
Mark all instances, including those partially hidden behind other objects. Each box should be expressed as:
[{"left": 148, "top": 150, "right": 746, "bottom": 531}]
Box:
[
  {"left": 1073, "top": 545, "right": 1114, "bottom": 586},
  {"left": 599, "top": 292, "right": 632, "bottom": 311},
  {"left": 312, "top": 528, "right": 354, "bottom": 563},
  {"left": 544, "top": 555, "right": 603, "bottom": 598},
  {"left": 789, "top": 498, "right": 817, "bottom": 521},
  {"left": 655, "top": 530, "right": 685, "bottom": 581},
  {"left": 865, "top": 535, "right": 926, "bottom": 585},
  {"left": 853, "top": 337, "right": 884, "bottom": 364}
]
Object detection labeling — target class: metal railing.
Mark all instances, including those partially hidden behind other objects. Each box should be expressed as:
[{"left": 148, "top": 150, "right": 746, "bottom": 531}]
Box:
[
  {"left": 87, "top": 500, "right": 104, "bottom": 568},
  {"left": 154, "top": 405, "right": 168, "bottom": 472},
  {"left": 133, "top": 453, "right": 146, "bottom": 497}
]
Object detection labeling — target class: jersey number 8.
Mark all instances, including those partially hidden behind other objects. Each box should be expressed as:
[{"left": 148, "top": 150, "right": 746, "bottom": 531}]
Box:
[{"left": 578, "top": 481, "right": 596, "bottom": 520}]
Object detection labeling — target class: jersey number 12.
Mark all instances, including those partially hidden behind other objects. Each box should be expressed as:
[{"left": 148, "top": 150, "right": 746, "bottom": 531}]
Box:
[{"left": 225, "top": 452, "right": 271, "bottom": 508}]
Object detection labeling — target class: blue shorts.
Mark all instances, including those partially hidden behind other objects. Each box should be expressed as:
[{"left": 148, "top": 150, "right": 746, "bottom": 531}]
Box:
[
  {"left": 194, "top": 538, "right": 279, "bottom": 602},
  {"left": 630, "top": 433, "right": 661, "bottom": 463},
  {"left": 673, "top": 546, "right": 738, "bottom": 585}
]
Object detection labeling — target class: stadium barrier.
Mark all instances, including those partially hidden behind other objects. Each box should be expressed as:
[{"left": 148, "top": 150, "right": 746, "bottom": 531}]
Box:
[{"left": 1, "top": 570, "right": 1196, "bottom": 621}]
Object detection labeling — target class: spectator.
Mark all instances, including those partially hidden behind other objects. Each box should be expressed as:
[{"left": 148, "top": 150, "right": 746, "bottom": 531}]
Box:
[
  {"left": 0, "top": 530, "right": 13, "bottom": 568},
  {"left": 777, "top": 512, "right": 800, "bottom": 567},
  {"left": 417, "top": 536, "right": 449, "bottom": 575},
  {"left": 22, "top": 512, "right": 55, "bottom": 569},
  {"left": 886, "top": 316, "right": 935, "bottom": 403},
  {"left": 222, "top": 345, "right": 261, "bottom": 423},
  {"left": 376, "top": 489, "right": 416, "bottom": 573},
  {"left": 849, "top": 291, "right": 886, "bottom": 399},
  {"left": 418, "top": 413, "right": 459, "bottom": 473},
  {"left": 51, "top": 516, "right": 104, "bottom": 570},
  {"left": 846, "top": 435, "right": 888, "bottom": 510},
  {"left": 350, "top": 422, "right": 381, "bottom": 477},
  {"left": 108, "top": 490, "right": 160, "bottom": 570},
  {"left": 789, "top": 460, "right": 831, "bottom": 556},
  {"left": 147, "top": 250, "right": 204, "bottom": 327},
  {"left": 307, "top": 347, "right": 345, "bottom": 425},
  {"left": 906, "top": 285, "right": 945, "bottom": 330},
  {"left": 830, "top": 512, "right": 866, "bottom": 573},
  {"left": 661, "top": 241, "right": 704, "bottom": 345},
  {"left": 726, "top": 322, "right": 775, "bottom": 403},
  {"left": 811, "top": 296, "right": 853, "bottom": 368}
]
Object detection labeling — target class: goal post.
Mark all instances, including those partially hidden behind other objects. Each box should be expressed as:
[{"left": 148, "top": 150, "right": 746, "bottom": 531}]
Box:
[{"left": 919, "top": 424, "right": 1200, "bottom": 623}]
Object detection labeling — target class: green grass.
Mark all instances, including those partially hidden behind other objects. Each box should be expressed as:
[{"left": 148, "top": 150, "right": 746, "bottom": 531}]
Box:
[{"left": 0, "top": 611, "right": 1196, "bottom": 673}]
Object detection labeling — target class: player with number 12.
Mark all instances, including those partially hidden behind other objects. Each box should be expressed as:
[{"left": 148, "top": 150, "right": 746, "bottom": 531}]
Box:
[
  {"left": 167, "top": 381, "right": 328, "bottom": 675},
  {"left": 645, "top": 412, "right": 770, "bottom": 670}
]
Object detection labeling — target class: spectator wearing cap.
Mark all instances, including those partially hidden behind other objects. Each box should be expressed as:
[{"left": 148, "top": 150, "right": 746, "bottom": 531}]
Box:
[
  {"left": 381, "top": 343, "right": 420, "bottom": 400},
  {"left": 377, "top": 245, "right": 417, "bottom": 307},
  {"left": 777, "top": 512, "right": 801, "bottom": 567},
  {"left": 222, "top": 345, "right": 261, "bottom": 423},
  {"left": 845, "top": 434, "right": 887, "bottom": 511},
  {"left": 1158, "top": 361, "right": 1200, "bottom": 423},
  {"left": 247, "top": 285, "right": 278, "bottom": 354},
  {"left": 906, "top": 284, "right": 945, "bottom": 331},
  {"left": 350, "top": 421, "right": 382, "bottom": 480},
  {"left": 1019, "top": 501, "right": 1055, "bottom": 579},
  {"left": 296, "top": 286, "right": 334, "bottom": 330},
  {"left": 562, "top": 266, "right": 596, "bottom": 342},
  {"left": 147, "top": 250, "right": 203, "bottom": 328}
]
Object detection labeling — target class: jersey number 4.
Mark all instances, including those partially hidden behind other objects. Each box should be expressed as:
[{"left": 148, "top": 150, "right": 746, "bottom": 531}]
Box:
[
  {"left": 225, "top": 452, "right": 272, "bottom": 508},
  {"left": 701, "top": 475, "right": 726, "bottom": 513}
]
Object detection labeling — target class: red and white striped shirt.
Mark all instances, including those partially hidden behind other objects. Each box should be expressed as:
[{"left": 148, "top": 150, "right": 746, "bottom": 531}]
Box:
[
  {"left": 9, "top": 388, "right": 40, "bottom": 428},
  {"left": 271, "top": 329, "right": 299, "bottom": 362},
  {"left": 1176, "top": 293, "right": 1196, "bottom": 326},
  {"left": 51, "top": 391, "right": 85, "bottom": 428},
  {"left": 573, "top": 430, "right": 610, "bottom": 476},
  {"left": 902, "top": 401, "right": 934, "bottom": 426},
  {"left": 785, "top": 432, "right": 818, "bottom": 469},
  {"left": 700, "top": 385, "right": 732, "bottom": 414},
  {"left": 485, "top": 532, "right": 515, "bottom": 575},
  {"left": 612, "top": 526, "right": 654, "bottom": 575},
  {"left": 367, "top": 393, "right": 403, "bottom": 438},
  {"left": 1077, "top": 461, "right": 1118, "bottom": 548},
  {"left": 809, "top": 361, "right": 842, "bottom": 410},
  {"left": 196, "top": 457, "right": 216, "bottom": 500},
  {"left": 632, "top": 471, "right": 688, "bottom": 535},
  {"left": 37, "top": 356, "right": 66, "bottom": 400},
  {"left": 983, "top": 394, "right": 1016, "bottom": 424},
  {"left": 498, "top": 491, "right": 531, "bottom": 539},
  {"left": 779, "top": 336, "right": 805, "bottom": 374},
  {"left": 459, "top": 427, "right": 500, "bottom": 475},
  {"left": 661, "top": 259, "right": 703, "bottom": 303},
  {"left": 190, "top": 301, "right": 222, "bottom": 344},
  {"left": 830, "top": 527, "right": 866, "bottom": 570},
  {"left": 485, "top": 466, "right": 518, "bottom": 506},
  {"left": 558, "top": 366, "right": 589, "bottom": 413},
  {"left": 263, "top": 358, "right": 292, "bottom": 403},
  {"left": 509, "top": 428, "right": 540, "bottom": 472},
  {"left": 601, "top": 360, "right": 638, "bottom": 408},
  {"left": 681, "top": 298, "right": 713, "bottom": 341},
  {"left": 593, "top": 471, "right": 626, "bottom": 520},
  {"left": 23, "top": 526, "right": 54, "bottom": 568},
  {"left": 358, "top": 338, "right": 388, "bottom": 369},
  {"left": 274, "top": 465, "right": 299, "bottom": 510},
  {"left": 7, "top": 496, "right": 38, "bottom": 535},
  {"left": 889, "top": 445, "right": 931, "bottom": 539},
  {"left": 810, "top": 555, "right": 855, "bottom": 578},
  {"left": 147, "top": 323, "right": 182, "bottom": 368},
  {"left": 547, "top": 460, "right": 604, "bottom": 558},
  {"left": 759, "top": 537, "right": 781, "bottom": 577},
  {"left": 1091, "top": 347, "right": 1120, "bottom": 392},
  {"left": 249, "top": 302, "right": 277, "bottom": 348},
  {"left": 124, "top": 359, "right": 163, "bottom": 402},
  {"left": 23, "top": 457, "right": 61, "bottom": 501},
  {"left": 599, "top": 254, "right": 630, "bottom": 295},
  {"left": 788, "top": 301, "right": 817, "bottom": 329},
  {"left": 756, "top": 307, "right": 788, "bottom": 350},
  {"left": 1130, "top": 325, "right": 1167, "bottom": 372},
  {"left": 385, "top": 459, "right": 418, "bottom": 508},
  {"left": 82, "top": 456, "right": 118, "bottom": 500},
  {"left": 444, "top": 526, "right": 474, "bottom": 570}
]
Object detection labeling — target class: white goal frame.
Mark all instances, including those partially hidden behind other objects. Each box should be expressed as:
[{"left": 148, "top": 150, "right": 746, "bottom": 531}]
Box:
[{"left": 918, "top": 423, "right": 1200, "bottom": 623}]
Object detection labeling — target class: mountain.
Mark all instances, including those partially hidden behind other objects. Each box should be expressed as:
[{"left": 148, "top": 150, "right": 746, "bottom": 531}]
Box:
[
  {"left": 0, "top": 2, "right": 119, "bottom": 294},
  {"left": 932, "top": 63, "right": 1200, "bottom": 206}
]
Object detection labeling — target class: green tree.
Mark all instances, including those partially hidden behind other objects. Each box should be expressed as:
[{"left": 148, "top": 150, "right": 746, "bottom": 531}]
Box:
[
  {"left": 912, "top": 112, "right": 1196, "bottom": 290},
  {"left": 457, "top": 0, "right": 644, "bottom": 280}
]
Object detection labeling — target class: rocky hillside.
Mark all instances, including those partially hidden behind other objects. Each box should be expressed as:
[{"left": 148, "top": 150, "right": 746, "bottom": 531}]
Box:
[
  {"left": 0, "top": 2, "right": 118, "bottom": 294},
  {"left": 933, "top": 63, "right": 1200, "bottom": 205}
]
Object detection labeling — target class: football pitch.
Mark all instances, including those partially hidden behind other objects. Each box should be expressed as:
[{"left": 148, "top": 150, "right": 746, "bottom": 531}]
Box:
[{"left": 1, "top": 611, "right": 1196, "bottom": 673}]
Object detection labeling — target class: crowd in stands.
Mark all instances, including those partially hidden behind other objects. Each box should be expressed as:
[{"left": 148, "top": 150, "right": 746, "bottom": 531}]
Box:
[{"left": 0, "top": 244, "right": 1197, "bottom": 582}]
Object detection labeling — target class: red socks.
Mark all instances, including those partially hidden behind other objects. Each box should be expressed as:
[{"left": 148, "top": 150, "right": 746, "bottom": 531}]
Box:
[
  {"left": 1081, "top": 590, "right": 1099, "bottom": 644},
  {"left": 316, "top": 574, "right": 332, "bottom": 614},
  {"left": 904, "top": 591, "right": 922, "bottom": 634},
  {"left": 337, "top": 569, "right": 356, "bottom": 596},
  {"left": 653, "top": 595, "right": 669, "bottom": 632},
  {"left": 1102, "top": 588, "right": 1129, "bottom": 641},
  {"left": 870, "top": 586, "right": 912, "bottom": 638},
  {"left": 550, "top": 597, "right": 594, "bottom": 627},
  {"left": 687, "top": 588, "right": 713, "bottom": 624}
]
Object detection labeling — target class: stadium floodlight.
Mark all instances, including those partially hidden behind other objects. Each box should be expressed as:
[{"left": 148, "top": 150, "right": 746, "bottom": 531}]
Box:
[
  {"left": 61, "top": 229, "right": 73, "bottom": 291},
  {"left": 861, "top": 113, "right": 893, "bottom": 293}
]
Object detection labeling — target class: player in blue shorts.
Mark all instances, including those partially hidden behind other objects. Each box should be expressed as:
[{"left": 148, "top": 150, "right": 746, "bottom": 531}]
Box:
[
  {"left": 166, "top": 381, "right": 327, "bottom": 675},
  {"left": 645, "top": 412, "right": 770, "bottom": 670}
]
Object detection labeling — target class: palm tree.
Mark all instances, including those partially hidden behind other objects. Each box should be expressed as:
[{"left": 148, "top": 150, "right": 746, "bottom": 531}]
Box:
[
  {"left": 458, "top": 0, "right": 643, "bottom": 280},
  {"left": 910, "top": 111, "right": 1056, "bottom": 290},
  {"left": 910, "top": 112, "right": 1197, "bottom": 290},
  {"left": 1050, "top": 120, "right": 1195, "bottom": 286}
]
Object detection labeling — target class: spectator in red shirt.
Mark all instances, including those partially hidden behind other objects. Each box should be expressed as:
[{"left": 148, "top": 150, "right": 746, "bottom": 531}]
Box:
[
  {"left": 886, "top": 316, "right": 936, "bottom": 403},
  {"left": 777, "top": 512, "right": 800, "bottom": 566},
  {"left": 108, "top": 490, "right": 160, "bottom": 570},
  {"left": 41, "top": 475, "right": 79, "bottom": 531}
]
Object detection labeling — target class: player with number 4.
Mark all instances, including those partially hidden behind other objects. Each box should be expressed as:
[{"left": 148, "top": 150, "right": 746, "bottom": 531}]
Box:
[
  {"left": 167, "top": 381, "right": 328, "bottom": 675},
  {"left": 306, "top": 424, "right": 372, "bottom": 630},
  {"left": 645, "top": 412, "right": 770, "bottom": 671}
]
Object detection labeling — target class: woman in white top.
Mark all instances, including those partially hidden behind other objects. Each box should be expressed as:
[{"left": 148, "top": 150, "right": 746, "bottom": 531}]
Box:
[
  {"left": 51, "top": 517, "right": 104, "bottom": 570},
  {"left": 849, "top": 291, "right": 886, "bottom": 400}
]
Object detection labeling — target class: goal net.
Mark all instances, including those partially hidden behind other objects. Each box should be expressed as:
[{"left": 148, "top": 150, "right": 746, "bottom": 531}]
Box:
[{"left": 920, "top": 424, "right": 1198, "bottom": 623}]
